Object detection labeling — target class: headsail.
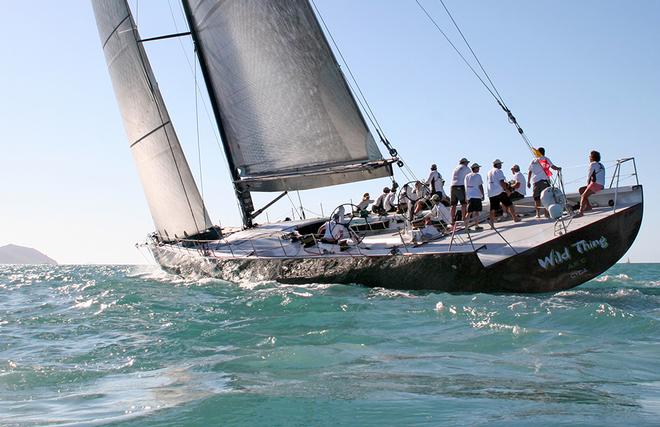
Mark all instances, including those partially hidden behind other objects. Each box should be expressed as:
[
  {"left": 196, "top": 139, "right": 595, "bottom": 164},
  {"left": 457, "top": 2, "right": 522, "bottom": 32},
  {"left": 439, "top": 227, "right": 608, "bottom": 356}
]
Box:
[
  {"left": 184, "top": 0, "right": 393, "bottom": 193},
  {"left": 92, "top": 0, "right": 212, "bottom": 240}
]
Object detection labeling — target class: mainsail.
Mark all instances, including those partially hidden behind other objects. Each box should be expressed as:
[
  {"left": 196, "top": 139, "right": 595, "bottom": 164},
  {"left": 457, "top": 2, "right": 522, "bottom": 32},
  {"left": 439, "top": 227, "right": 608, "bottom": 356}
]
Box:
[
  {"left": 92, "top": 0, "right": 212, "bottom": 240},
  {"left": 183, "top": 0, "right": 393, "bottom": 193}
]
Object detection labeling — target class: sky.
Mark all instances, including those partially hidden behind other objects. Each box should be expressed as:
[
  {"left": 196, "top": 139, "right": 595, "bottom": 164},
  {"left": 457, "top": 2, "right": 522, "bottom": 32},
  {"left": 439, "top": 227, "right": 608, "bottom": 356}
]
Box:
[{"left": 0, "top": 0, "right": 658, "bottom": 264}]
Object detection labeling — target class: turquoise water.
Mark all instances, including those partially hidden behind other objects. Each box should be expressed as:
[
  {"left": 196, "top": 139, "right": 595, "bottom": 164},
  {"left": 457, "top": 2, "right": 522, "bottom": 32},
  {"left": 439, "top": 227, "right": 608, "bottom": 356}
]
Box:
[{"left": 1, "top": 264, "right": 658, "bottom": 426}]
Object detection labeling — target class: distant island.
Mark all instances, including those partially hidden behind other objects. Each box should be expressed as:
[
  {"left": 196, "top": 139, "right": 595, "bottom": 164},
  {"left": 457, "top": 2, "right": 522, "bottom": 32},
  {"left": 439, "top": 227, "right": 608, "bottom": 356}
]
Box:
[{"left": 0, "top": 244, "right": 58, "bottom": 265}]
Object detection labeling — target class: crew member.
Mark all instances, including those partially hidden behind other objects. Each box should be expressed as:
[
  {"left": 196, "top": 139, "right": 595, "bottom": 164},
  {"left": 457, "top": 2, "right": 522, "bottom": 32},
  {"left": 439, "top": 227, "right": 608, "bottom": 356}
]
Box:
[
  {"left": 527, "top": 147, "right": 561, "bottom": 218},
  {"left": 450, "top": 157, "right": 470, "bottom": 226}
]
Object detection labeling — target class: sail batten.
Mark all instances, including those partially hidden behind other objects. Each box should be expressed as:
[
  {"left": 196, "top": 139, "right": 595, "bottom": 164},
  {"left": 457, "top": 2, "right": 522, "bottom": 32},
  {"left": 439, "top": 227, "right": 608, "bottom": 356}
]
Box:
[
  {"left": 92, "top": 0, "right": 212, "bottom": 240},
  {"left": 185, "top": 0, "right": 391, "bottom": 191}
]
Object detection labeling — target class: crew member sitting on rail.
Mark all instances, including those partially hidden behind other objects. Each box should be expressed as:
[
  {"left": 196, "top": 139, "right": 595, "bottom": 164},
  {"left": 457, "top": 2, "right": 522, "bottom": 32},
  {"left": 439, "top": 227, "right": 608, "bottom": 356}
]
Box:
[{"left": 576, "top": 150, "right": 606, "bottom": 217}]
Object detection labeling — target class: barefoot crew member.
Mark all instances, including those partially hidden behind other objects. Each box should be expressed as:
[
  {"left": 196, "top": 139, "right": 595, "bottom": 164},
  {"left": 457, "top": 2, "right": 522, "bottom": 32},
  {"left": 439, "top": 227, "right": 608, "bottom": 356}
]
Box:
[{"left": 576, "top": 150, "right": 605, "bottom": 216}]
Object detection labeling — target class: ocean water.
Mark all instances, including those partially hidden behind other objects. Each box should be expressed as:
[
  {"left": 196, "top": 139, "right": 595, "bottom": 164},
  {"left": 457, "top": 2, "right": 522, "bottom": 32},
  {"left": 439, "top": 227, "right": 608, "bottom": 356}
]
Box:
[{"left": 0, "top": 264, "right": 658, "bottom": 426}]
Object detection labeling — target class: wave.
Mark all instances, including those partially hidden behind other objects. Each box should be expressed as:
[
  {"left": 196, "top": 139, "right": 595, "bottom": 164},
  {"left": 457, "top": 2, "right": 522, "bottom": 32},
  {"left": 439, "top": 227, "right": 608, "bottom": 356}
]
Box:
[
  {"left": 595, "top": 273, "right": 632, "bottom": 283},
  {"left": 434, "top": 300, "right": 525, "bottom": 335},
  {"left": 0, "top": 364, "right": 233, "bottom": 426},
  {"left": 369, "top": 287, "right": 418, "bottom": 299}
]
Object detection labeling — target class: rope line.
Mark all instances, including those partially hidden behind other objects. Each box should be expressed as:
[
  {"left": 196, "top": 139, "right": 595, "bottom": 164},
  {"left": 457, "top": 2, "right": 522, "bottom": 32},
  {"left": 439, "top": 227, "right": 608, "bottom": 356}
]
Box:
[
  {"left": 310, "top": 0, "right": 410, "bottom": 173},
  {"left": 437, "top": 0, "right": 507, "bottom": 106},
  {"left": 415, "top": 0, "right": 537, "bottom": 156},
  {"left": 167, "top": 0, "right": 225, "bottom": 153},
  {"left": 414, "top": 0, "right": 501, "bottom": 102},
  {"left": 194, "top": 50, "right": 203, "bottom": 198},
  {"left": 309, "top": 0, "right": 385, "bottom": 136}
]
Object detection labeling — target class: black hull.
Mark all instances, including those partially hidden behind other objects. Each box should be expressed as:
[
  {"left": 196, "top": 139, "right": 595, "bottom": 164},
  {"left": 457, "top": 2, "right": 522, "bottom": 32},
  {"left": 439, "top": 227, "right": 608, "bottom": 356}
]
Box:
[{"left": 151, "top": 203, "right": 643, "bottom": 293}]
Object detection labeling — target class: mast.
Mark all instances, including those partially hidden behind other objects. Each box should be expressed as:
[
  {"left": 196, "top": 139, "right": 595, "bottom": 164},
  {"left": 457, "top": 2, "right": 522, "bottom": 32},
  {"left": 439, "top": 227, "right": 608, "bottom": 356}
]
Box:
[{"left": 181, "top": 0, "right": 254, "bottom": 228}]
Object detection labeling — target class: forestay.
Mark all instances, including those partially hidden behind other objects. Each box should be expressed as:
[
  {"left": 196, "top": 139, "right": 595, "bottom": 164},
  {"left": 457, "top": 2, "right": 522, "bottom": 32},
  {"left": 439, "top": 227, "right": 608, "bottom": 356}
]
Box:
[
  {"left": 184, "top": 0, "right": 392, "bottom": 192},
  {"left": 92, "top": 0, "right": 212, "bottom": 240}
]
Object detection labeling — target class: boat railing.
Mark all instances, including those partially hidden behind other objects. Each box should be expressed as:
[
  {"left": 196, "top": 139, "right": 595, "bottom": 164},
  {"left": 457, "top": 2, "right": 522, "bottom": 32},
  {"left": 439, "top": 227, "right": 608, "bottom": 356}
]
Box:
[
  {"left": 609, "top": 157, "right": 639, "bottom": 189},
  {"left": 554, "top": 169, "right": 571, "bottom": 235},
  {"left": 167, "top": 226, "right": 362, "bottom": 259},
  {"left": 609, "top": 157, "right": 638, "bottom": 213}
]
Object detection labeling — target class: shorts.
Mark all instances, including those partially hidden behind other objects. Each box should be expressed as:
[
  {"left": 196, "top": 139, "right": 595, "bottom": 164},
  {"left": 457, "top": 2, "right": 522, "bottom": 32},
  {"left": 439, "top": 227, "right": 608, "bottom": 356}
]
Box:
[
  {"left": 467, "top": 198, "right": 482, "bottom": 213},
  {"left": 509, "top": 191, "right": 524, "bottom": 202},
  {"left": 489, "top": 192, "right": 513, "bottom": 211},
  {"left": 585, "top": 181, "right": 603, "bottom": 194},
  {"left": 533, "top": 180, "right": 551, "bottom": 201},
  {"left": 450, "top": 185, "right": 466, "bottom": 206}
]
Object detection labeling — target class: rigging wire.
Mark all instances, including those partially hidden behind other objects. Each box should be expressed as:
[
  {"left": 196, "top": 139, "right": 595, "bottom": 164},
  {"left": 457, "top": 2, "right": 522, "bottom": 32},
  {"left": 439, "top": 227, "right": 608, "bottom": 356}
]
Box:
[
  {"left": 415, "top": 0, "right": 539, "bottom": 156},
  {"left": 285, "top": 192, "right": 302, "bottom": 220},
  {"left": 167, "top": 0, "right": 224, "bottom": 154},
  {"left": 436, "top": 0, "right": 507, "bottom": 106},
  {"left": 296, "top": 191, "right": 306, "bottom": 220},
  {"left": 309, "top": 0, "right": 385, "bottom": 137},
  {"left": 167, "top": 0, "right": 244, "bottom": 218},
  {"left": 194, "top": 50, "right": 203, "bottom": 198},
  {"left": 310, "top": 0, "right": 408, "bottom": 171},
  {"left": 414, "top": 0, "right": 501, "bottom": 104}
]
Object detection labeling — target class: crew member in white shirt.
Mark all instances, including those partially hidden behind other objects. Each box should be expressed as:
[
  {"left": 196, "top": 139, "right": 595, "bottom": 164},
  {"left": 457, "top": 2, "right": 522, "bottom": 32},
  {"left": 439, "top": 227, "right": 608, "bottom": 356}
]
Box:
[
  {"left": 319, "top": 214, "right": 346, "bottom": 243},
  {"left": 424, "top": 194, "right": 452, "bottom": 225},
  {"left": 397, "top": 183, "right": 412, "bottom": 215},
  {"left": 426, "top": 164, "right": 445, "bottom": 199},
  {"left": 577, "top": 150, "right": 606, "bottom": 216},
  {"left": 487, "top": 159, "right": 521, "bottom": 225},
  {"left": 527, "top": 147, "right": 562, "bottom": 218},
  {"left": 372, "top": 187, "right": 394, "bottom": 215},
  {"left": 463, "top": 163, "right": 485, "bottom": 231},
  {"left": 449, "top": 157, "right": 470, "bottom": 226},
  {"left": 509, "top": 164, "right": 526, "bottom": 202},
  {"left": 385, "top": 183, "right": 397, "bottom": 212}
]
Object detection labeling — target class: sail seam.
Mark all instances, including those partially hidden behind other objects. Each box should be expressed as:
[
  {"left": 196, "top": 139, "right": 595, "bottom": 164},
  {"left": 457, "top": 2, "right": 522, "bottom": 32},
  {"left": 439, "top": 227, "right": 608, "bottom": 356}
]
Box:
[
  {"left": 127, "top": 5, "right": 203, "bottom": 234},
  {"left": 102, "top": 14, "right": 130, "bottom": 48},
  {"left": 129, "top": 121, "right": 171, "bottom": 148}
]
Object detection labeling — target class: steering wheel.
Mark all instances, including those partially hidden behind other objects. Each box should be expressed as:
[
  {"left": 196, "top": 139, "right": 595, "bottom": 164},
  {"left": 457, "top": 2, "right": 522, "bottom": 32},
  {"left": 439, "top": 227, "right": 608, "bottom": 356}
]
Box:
[
  {"left": 397, "top": 180, "right": 431, "bottom": 204},
  {"left": 326, "top": 203, "right": 364, "bottom": 244}
]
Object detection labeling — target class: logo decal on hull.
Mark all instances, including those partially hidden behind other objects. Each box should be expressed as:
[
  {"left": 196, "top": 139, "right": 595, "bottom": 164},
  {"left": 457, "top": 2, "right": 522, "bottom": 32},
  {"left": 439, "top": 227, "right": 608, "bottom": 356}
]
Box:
[{"left": 538, "top": 236, "right": 609, "bottom": 270}]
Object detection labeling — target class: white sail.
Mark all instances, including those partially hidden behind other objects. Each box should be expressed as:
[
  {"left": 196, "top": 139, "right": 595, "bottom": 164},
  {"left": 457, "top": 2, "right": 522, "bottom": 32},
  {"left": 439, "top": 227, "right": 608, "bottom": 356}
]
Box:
[
  {"left": 92, "top": 0, "right": 212, "bottom": 240},
  {"left": 184, "top": 0, "right": 392, "bottom": 192}
]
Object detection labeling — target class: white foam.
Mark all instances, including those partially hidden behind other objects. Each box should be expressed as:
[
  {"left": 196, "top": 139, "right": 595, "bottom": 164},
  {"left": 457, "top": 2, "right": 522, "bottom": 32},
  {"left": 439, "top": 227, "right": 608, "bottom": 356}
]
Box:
[
  {"left": 369, "top": 287, "right": 417, "bottom": 299},
  {"left": 595, "top": 273, "right": 632, "bottom": 282}
]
